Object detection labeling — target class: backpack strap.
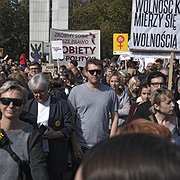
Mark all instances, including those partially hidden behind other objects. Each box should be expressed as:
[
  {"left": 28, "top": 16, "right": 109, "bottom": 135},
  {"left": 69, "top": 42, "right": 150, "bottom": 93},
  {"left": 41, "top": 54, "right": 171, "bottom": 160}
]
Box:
[{"left": 0, "top": 129, "right": 33, "bottom": 180}]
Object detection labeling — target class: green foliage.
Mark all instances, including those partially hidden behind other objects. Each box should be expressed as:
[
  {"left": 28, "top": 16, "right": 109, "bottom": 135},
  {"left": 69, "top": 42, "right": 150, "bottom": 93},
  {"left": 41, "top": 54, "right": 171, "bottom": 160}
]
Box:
[
  {"left": 69, "top": 0, "right": 132, "bottom": 59},
  {"left": 0, "top": 0, "right": 132, "bottom": 60},
  {"left": 0, "top": 0, "right": 29, "bottom": 59}
]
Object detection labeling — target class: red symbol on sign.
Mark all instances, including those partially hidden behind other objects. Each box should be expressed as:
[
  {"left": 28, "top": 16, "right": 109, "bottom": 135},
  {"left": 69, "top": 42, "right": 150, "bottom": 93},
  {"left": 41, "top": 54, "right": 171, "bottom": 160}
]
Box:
[
  {"left": 52, "top": 47, "right": 62, "bottom": 52},
  {"left": 117, "top": 35, "right": 125, "bottom": 49},
  {"left": 89, "top": 33, "right": 96, "bottom": 45}
]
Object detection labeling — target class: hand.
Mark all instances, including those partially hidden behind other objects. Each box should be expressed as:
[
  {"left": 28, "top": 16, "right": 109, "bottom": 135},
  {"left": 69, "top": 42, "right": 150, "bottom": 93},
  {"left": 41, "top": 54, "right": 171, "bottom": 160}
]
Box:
[
  {"left": 122, "top": 103, "right": 129, "bottom": 109},
  {"left": 42, "top": 127, "right": 64, "bottom": 139},
  {"left": 73, "top": 142, "right": 84, "bottom": 159}
]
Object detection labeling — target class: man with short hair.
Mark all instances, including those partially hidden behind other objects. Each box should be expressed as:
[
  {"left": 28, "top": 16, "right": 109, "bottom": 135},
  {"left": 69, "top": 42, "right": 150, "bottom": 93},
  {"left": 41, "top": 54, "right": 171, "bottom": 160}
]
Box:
[
  {"left": 28, "top": 62, "right": 42, "bottom": 78},
  {"left": 68, "top": 59, "right": 118, "bottom": 177},
  {"left": 155, "top": 58, "right": 164, "bottom": 71},
  {"left": 68, "top": 60, "right": 83, "bottom": 85}
]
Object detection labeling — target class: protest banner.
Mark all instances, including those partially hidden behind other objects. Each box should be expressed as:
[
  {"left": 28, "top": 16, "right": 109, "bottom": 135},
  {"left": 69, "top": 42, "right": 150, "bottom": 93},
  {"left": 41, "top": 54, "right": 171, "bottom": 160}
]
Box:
[
  {"left": 129, "top": 0, "right": 180, "bottom": 90},
  {"left": 129, "top": 0, "right": 180, "bottom": 52},
  {"left": 29, "top": 41, "right": 44, "bottom": 62},
  {"left": 42, "top": 63, "right": 54, "bottom": 73},
  {"left": 113, "top": 34, "right": 128, "bottom": 55},
  {"left": 51, "top": 40, "right": 63, "bottom": 60},
  {"left": 50, "top": 29, "right": 100, "bottom": 66}
]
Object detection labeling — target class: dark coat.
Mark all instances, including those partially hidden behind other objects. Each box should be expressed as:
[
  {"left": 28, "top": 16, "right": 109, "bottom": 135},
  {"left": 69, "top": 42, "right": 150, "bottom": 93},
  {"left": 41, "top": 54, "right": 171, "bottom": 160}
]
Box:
[
  {"left": 25, "top": 96, "right": 74, "bottom": 174},
  {"left": 132, "top": 100, "right": 151, "bottom": 120}
]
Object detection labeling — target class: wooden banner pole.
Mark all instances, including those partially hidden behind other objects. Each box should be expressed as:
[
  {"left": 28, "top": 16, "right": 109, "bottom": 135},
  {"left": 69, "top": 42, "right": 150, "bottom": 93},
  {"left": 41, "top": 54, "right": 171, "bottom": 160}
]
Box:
[
  {"left": 125, "top": 59, "right": 128, "bottom": 71},
  {"left": 168, "top": 52, "right": 174, "bottom": 90}
]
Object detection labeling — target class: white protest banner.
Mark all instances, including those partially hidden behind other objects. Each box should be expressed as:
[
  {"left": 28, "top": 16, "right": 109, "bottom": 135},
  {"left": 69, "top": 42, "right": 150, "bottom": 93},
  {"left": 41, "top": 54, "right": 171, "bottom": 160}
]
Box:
[
  {"left": 51, "top": 40, "right": 63, "bottom": 60},
  {"left": 42, "top": 63, "right": 54, "bottom": 73},
  {"left": 50, "top": 29, "right": 100, "bottom": 66},
  {"left": 29, "top": 41, "right": 44, "bottom": 62},
  {"left": 129, "top": 0, "right": 180, "bottom": 52}
]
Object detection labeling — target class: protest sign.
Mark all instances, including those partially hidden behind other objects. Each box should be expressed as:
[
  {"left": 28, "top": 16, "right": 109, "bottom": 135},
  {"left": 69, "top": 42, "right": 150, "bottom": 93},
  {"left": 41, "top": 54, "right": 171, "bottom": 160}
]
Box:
[
  {"left": 51, "top": 40, "right": 63, "bottom": 60},
  {"left": 42, "top": 63, "right": 54, "bottom": 73},
  {"left": 113, "top": 34, "right": 128, "bottom": 54},
  {"left": 129, "top": 0, "right": 180, "bottom": 52},
  {"left": 29, "top": 41, "right": 44, "bottom": 62},
  {"left": 50, "top": 29, "right": 100, "bottom": 66}
]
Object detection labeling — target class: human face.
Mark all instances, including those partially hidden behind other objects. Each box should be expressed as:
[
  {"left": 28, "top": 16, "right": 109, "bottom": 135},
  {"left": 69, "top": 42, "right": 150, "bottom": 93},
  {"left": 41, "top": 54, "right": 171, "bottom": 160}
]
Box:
[
  {"left": 141, "top": 87, "right": 150, "bottom": 102},
  {"left": 146, "top": 63, "right": 153, "bottom": 72},
  {"left": 86, "top": 64, "right": 102, "bottom": 85},
  {"left": 106, "top": 68, "right": 112, "bottom": 76},
  {"left": 132, "top": 81, "right": 140, "bottom": 93},
  {"left": 155, "top": 95, "right": 175, "bottom": 115},
  {"left": 38, "top": 59, "right": 43, "bottom": 65},
  {"left": 110, "top": 75, "right": 120, "bottom": 90},
  {"left": 150, "top": 77, "right": 164, "bottom": 92},
  {"left": 0, "top": 90, "right": 24, "bottom": 120},
  {"left": 32, "top": 88, "right": 49, "bottom": 103},
  {"left": 29, "top": 65, "right": 41, "bottom": 76},
  {"left": 110, "top": 62, "right": 117, "bottom": 70},
  {"left": 156, "top": 62, "right": 163, "bottom": 70},
  {"left": 177, "top": 79, "right": 180, "bottom": 94}
]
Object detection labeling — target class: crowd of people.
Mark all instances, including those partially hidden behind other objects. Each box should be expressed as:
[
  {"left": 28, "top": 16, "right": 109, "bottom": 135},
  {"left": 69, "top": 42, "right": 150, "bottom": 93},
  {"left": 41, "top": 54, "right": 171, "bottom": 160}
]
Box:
[{"left": 0, "top": 55, "right": 180, "bottom": 180}]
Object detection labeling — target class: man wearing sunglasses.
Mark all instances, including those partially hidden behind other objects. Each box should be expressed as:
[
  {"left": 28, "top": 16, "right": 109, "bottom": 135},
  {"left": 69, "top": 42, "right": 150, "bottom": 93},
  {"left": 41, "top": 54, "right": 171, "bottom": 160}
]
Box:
[{"left": 68, "top": 58, "right": 118, "bottom": 178}]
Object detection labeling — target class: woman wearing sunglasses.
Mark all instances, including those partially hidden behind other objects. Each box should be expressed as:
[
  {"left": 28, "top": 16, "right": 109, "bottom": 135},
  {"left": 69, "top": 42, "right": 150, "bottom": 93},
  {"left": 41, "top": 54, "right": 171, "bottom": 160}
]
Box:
[
  {"left": 0, "top": 80, "right": 48, "bottom": 180},
  {"left": 149, "top": 88, "right": 180, "bottom": 145}
]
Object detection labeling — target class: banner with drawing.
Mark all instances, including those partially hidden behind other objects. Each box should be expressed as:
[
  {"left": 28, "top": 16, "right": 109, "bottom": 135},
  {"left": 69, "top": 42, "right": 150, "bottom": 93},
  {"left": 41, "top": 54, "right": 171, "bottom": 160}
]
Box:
[
  {"left": 50, "top": 29, "right": 100, "bottom": 66},
  {"left": 29, "top": 41, "right": 43, "bottom": 62}
]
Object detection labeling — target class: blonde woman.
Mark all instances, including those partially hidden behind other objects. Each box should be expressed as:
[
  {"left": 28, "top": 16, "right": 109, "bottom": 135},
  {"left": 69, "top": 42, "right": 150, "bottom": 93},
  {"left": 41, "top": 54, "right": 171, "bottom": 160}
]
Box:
[
  {"left": 149, "top": 88, "right": 180, "bottom": 145},
  {"left": 109, "top": 71, "right": 130, "bottom": 126},
  {"left": 127, "top": 76, "right": 141, "bottom": 104}
]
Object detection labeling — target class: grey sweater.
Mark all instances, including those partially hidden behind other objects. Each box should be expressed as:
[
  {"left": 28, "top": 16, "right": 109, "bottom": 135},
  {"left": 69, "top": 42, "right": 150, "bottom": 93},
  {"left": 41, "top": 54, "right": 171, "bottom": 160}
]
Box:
[{"left": 0, "top": 124, "right": 49, "bottom": 180}]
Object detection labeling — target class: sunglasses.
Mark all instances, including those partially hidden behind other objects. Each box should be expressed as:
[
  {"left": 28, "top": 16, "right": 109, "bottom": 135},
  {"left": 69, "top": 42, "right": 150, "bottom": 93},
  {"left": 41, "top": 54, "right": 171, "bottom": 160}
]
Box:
[
  {"left": 0, "top": 97, "right": 24, "bottom": 106},
  {"left": 88, "top": 69, "right": 102, "bottom": 75}
]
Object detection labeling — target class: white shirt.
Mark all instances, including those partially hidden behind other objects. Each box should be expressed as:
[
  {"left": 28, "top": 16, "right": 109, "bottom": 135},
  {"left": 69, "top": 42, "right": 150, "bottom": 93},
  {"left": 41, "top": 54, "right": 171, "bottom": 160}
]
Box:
[{"left": 37, "top": 96, "right": 50, "bottom": 126}]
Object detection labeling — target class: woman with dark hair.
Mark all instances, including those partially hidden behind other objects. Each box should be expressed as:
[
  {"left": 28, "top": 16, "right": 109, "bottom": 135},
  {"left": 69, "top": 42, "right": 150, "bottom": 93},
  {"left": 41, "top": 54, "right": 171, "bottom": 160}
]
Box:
[
  {"left": 75, "top": 133, "right": 180, "bottom": 180},
  {"left": 127, "top": 82, "right": 150, "bottom": 123}
]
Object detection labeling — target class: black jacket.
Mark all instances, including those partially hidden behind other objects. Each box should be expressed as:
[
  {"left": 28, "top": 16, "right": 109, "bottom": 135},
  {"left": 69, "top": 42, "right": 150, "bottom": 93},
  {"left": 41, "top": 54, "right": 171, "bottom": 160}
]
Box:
[{"left": 25, "top": 96, "right": 74, "bottom": 174}]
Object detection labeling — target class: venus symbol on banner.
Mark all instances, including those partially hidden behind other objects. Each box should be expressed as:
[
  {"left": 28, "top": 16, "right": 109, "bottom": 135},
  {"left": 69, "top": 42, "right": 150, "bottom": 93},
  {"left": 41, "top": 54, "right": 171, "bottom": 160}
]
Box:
[{"left": 117, "top": 35, "right": 125, "bottom": 50}]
